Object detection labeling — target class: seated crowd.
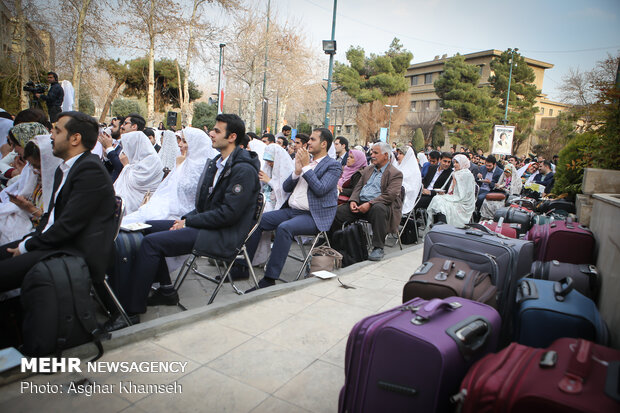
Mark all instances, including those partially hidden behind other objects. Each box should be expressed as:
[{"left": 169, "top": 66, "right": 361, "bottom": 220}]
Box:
[{"left": 0, "top": 107, "right": 557, "bottom": 332}]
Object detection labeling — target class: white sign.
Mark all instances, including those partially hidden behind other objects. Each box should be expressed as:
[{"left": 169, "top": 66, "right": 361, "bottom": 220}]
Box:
[{"left": 492, "top": 125, "right": 515, "bottom": 156}]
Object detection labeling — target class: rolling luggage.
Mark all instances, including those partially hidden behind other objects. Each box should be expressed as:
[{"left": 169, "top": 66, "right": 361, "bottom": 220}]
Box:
[
  {"left": 530, "top": 260, "right": 600, "bottom": 301},
  {"left": 339, "top": 297, "right": 501, "bottom": 413},
  {"left": 510, "top": 197, "right": 536, "bottom": 211},
  {"left": 423, "top": 225, "right": 533, "bottom": 325},
  {"left": 537, "top": 198, "right": 576, "bottom": 215},
  {"left": 493, "top": 207, "right": 534, "bottom": 233},
  {"left": 403, "top": 258, "right": 497, "bottom": 308},
  {"left": 108, "top": 231, "right": 144, "bottom": 302},
  {"left": 480, "top": 220, "right": 517, "bottom": 238},
  {"left": 526, "top": 221, "right": 596, "bottom": 264},
  {"left": 21, "top": 256, "right": 104, "bottom": 359},
  {"left": 514, "top": 277, "right": 608, "bottom": 348},
  {"left": 331, "top": 222, "right": 368, "bottom": 267},
  {"left": 455, "top": 338, "right": 620, "bottom": 413}
]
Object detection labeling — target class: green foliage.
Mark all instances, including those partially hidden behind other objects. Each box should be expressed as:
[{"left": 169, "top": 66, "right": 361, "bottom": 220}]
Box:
[
  {"left": 78, "top": 88, "right": 95, "bottom": 116},
  {"left": 297, "top": 121, "right": 312, "bottom": 135},
  {"left": 334, "top": 38, "right": 413, "bottom": 104},
  {"left": 192, "top": 102, "right": 217, "bottom": 130},
  {"left": 413, "top": 128, "right": 425, "bottom": 151},
  {"left": 112, "top": 98, "right": 146, "bottom": 118},
  {"left": 553, "top": 132, "right": 598, "bottom": 198},
  {"left": 489, "top": 50, "right": 540, "bottom": 152},
  {"left": 96, "top": 58, "right": 130, "bottom": 83},
  {"left": 431, "top": 122, "right": 445, "bottom": 148},
  {"left": 0, "top": 58, "right": 21, "bottom": 115},
  {"left": 435, "top": 54, "right": 500, "bottom": 151},
  {"left": 122, "top": 57, "right": 202, "bottom": 110}
]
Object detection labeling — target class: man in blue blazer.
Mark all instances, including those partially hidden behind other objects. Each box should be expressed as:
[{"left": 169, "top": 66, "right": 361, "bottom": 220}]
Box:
[
  {"left": 475, "top": 154, "right": 504, "bottom": 209},
  {"left": 245, "top": 128, "right": 342, "bottom": 290}
]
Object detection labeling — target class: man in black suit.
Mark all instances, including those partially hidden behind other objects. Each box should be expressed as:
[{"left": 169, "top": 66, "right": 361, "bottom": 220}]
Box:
[
  {"left": 415, "top": 152, "right": 453, "bottom": 210},
  {"left": 475, "top": 155, "right": 504, "bottom": 209},
  {"left": 0, "top": 111, "right": 116, "bottom": 293}
]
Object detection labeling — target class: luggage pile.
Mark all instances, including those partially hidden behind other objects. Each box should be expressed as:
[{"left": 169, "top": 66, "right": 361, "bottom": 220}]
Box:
[{"left": 338, "top": 197, "right": 619, "bottom": 412}]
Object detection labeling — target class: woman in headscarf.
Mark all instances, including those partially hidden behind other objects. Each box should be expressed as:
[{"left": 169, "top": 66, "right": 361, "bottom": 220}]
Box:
[
  {"left": 480, "top": 162, "right": 522, "bottom": 219},
  {"left": 426, "top": 154, "right": 476, "bottom": 228},
  {"left": 392, "top": 146, "right": 422, "bottom": 214},
  {"left": 0, "top": 125, "right": 61, "bottom": 243},
  {"left": 337, "top": 149, "right": 367, "bottom": 204},
  {"left": 123, "top": 127, "right": 217, "bottom": 225},
  {"left": 158, "top": 130, "right": 180, "bottom": 173},
  {"left": 252, "top": 143, "right": 295, "bottom": 266},
  {"left": 114, "top": 130, "right": 163, "bottom": 215}
]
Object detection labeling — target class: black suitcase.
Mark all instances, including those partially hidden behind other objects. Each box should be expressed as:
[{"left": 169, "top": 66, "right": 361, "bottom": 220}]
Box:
[
  {"left": 537, "top": 199, "right": 576, "bottom": 215},
  {"left": 493, "top": 207, "right": 535, "bottom": 234},
  {"left": 108, "top": 231, "right": 144, "bottom": 303},
  {"left": 21, "top": 255, "right": 104, "bottom": 359},
  {"left": 530, "top": 260, "right": 600, "bottom": 302},
  {"left": 332, "top": 222, "right": 368, "bottom": 267}
]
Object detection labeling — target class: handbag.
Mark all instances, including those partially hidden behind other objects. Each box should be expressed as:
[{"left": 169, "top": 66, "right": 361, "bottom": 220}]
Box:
[{"left": 310, "top": 246, "right": 343, "bottom": 273}]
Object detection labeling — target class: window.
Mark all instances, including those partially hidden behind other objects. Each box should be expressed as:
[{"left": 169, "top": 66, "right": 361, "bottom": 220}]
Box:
[
  {"left": 410, "top": 101, "right": 417, "bottom": 112},
  {"left": 411, "top": 75, "right": 418, "bottom": 86},
  {"left": 424, "top": 73, "right": 433, "bottom": 84},
  {"left": 479, "top": 66, "right": 483, "bottom": 76},
  {"left": 540, "top": 107, "right": 544, "bottom": 115},
  {"left": 549, "top": 109, "right": 553, "bottom": 116},
  {"left": 423, "top": 100, "right": 431, "bottom": 111},
  {"left": 345, "top": 125, "right": 351, "bottom": 133}
]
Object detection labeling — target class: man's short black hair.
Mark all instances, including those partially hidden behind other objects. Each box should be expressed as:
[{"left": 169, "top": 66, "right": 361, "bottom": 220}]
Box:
[
  {"left": 486, "top": 155, "right": 497, "bottom": 164},
  {"left": 248, "top": 132, "right": 259, "bottom": 140},
  {"left": 126, "top": 113, "right": 146, "bottom": 131},
  {"left": 335, "top": 136, "right": 349, "bottom": 151},
  {"left": 143, "top": 128, "right": 155, "bottom": 138},
  {"left": 215, "top": 113, "right": 246, "bottom": 146},
  {"left": 282, "top": 125, "right": 291, "bottom": 132},
  {"left": 428, "top": 150, "right": 440, "bottom": 160},
  {"left": 440, "top": 151, "right": 453, "bottom": 160},
  {"left": 296, "top": 133, "right": 309, "bottom": 145},
  {"left": 542, "top": 160, "right": 553, "bottom": 169},
  {"left": 262, "top": 133, "right": 276, "bottom": 143},
  {"left": 239, "top": 133, "right": 250, "bottom": 149},
  {"left": 313, "top": 127, "right": 333, "bottom": 151},
  {"left": 278, "top": 137, "right": 288, "bottom": 147},
  {"left": 47, "top": 71, "right": 58, "bottom": 81},
  {"left": 58, "top": 111, "right": 99, "bottom": 150}
]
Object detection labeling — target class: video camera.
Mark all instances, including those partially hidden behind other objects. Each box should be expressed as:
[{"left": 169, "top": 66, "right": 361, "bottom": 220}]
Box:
[{"left": 23, "top": 81, "right": 48, "bottom": 95}]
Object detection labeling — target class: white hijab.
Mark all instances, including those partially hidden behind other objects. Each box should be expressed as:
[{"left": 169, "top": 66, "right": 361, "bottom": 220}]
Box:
[
  {"left": 262, "top": 143, "right": 294, "bottom": 211},
  {"left": 158, "top": 130, "right": 180, "bottom": 171},
  {"left": 248, "top": 138, "right": 267, "bottom": 169},
  {"left": 417, "top": 151, "right": 428, "bottom": 167},
  {"left": 114, "top": 131, "right": 163, "bottom": 214},
  {"left": 61, "top": 80, "right": 75, "bottom": 111},
  {"left": 392, "top": 147, "right": 422, "bottom": 214},
  {"left": 123, "top": 127, "right": 216, "bottom": 224}
]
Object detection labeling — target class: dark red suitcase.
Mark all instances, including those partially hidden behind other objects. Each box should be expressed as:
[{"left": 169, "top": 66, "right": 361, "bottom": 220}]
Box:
[
  {"left": 339, "top": 297, "right": 501, "bottom": 413},
  {"left": 526, "top": 221, "right": 596, "bottom": 264},
  {"left": 480, "top": 220, "right": 518, "bottom": 238},
  {"left": 530, "top": 260, "right": 601, "bottom": 301},
  {"left": 455, "top": 338, "right": 620, "bottom": 413}
]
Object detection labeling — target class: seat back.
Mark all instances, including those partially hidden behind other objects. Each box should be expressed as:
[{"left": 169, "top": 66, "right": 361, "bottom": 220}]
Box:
[
  {"left": 242, "top": 192, "right": 266, "bottom": 245},
  {"left": 112, "top": 196, "right": 125, "bottom": 241}
]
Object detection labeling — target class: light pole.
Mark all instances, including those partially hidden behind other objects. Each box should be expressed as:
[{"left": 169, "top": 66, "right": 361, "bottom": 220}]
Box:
[
  {"left": 261, "top": 0, "right": 271, "bottom": 133},
  {"left": 216, "top": 43, "right": 226, "bottom": 114},
  {"left": 323, "top": 0, "right": 338, "bottom": 127},
  {"left": 385, "top": 104, "right": 398, "bottom": 143},
  {"left": 503, "top": 48, "right": 518, "bottom": 125}
]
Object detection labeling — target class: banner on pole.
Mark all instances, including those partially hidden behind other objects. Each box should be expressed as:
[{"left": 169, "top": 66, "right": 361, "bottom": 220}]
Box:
[{"left": 492, "top": 125, "right": 515, "bottom": 155}]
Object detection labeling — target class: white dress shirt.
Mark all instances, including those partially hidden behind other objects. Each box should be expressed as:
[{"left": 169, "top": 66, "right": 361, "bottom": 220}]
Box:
[{"left": 288, "top": 156, "right": 325, "bottom": 211}]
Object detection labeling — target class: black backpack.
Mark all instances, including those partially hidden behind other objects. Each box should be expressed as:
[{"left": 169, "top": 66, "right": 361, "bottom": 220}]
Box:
[
  {"left": 332, "top": 222, "right": 368, "bottom": 267},
  {"left": 21, "top": 255, "right": 105, "bottom": 360}
]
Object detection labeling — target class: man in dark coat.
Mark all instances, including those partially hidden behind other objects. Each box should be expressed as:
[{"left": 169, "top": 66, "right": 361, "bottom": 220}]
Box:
[
  {"left": 35, "top": 72, "right": 64, "bottom": 122},
  {"left": 415, "top": 152, "right": 454, "bottom": 210},
  {"left": 109, "top": 114, "right": 260, "bottom": 330}
]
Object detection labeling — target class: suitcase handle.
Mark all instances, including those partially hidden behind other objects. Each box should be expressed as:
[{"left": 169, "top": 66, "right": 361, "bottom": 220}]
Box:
[
  {"left": 553, "top": 277, "right": 574, "bottom": 302},
  {"left": 516, "top": 278, "right": 538, "bottom": 303},
  {"left": 559, "top": 339, "right": 592, "bottom": 394},
  {"left": 446, "top": 316, "right": 493, "bottom": 360},
  {"left": 412, "top": 298, "right": 461, "bottom": 325}
]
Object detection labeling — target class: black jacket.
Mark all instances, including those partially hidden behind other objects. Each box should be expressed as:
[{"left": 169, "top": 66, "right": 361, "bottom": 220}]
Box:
[
  {"left": 41, "top": 82, "right": 64, "bottom": 107},
  {"left": 103, "top": 144, "right": 124, "bottom": 181},
  {"left": 25, "top": 152, "right": 116, "bottom": 283},
  {"left": 184, "top": 146, "right": 260, "bottom": 259},
  {"left": 422, "top": 164, "right": 453, "bottom": 195}
]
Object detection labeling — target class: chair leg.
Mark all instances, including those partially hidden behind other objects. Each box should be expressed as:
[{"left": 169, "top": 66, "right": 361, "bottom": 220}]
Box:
[
  {"left": 242, "top": 246, "right": 260, "bottom": 288},
  {"left": 103, "top": 279, "right": 132, "bottom": 326},
  {"left": 173, "top": 255, "right": 197, "bottom": 292},
  {"left": 208, "top": 260, "right": 238, "bottom": 305},
  {"left": 294, "top": 233, "right": 322, "bottom": 281}
]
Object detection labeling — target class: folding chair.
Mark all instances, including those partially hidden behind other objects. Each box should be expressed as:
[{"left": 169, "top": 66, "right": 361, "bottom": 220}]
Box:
[
  {"left": 291, "top": 231, "right": 332, "bottom": 281},
  {"left": 396, "top": 185, "right": 423, "bottom": 248},
  {"left": 173, "top": 193, "right": 265, "bottom": 305},
  {"left": 98, "top": 196, "right": 133, "bottom": 326}
]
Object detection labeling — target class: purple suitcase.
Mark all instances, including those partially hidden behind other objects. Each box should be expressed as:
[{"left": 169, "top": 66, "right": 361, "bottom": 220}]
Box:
[
  {"left": 338, "top": 297, "right": 501, "bottom": 413},
  {"left": 526, "top": 221, "right": 596, "bottom": 264}
]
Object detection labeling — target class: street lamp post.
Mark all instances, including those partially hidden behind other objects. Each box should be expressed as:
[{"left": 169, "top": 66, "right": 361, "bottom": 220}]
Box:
[
  {"left": 385, "top": 104, "right": 398, "bottom": 143},
  {"left": 503, "top": 48, "right": 518, "bottom": 125},
  {"left": 261, "top": 0, "right": 272, "bottom": 133},
  {"left": 323, "top": 0, "right": 338, "bottom": 127},
  {"left": 216, "top": 43, "right": 226, "bottom": 114}
]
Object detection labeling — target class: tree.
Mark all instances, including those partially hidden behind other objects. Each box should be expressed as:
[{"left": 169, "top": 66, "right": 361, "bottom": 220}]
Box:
[
  {"left": 435, "top": 54, "right": 499, "bottom": 151},
  {"left": 404, "top": 110, "right": 441, "bottom": 144},
  {"left": 533, "top": 111, "right": 578, "bottom": 159},
  {"left": 112, "top": 98, "right": 145, "bottom": 117},
  {"left": 96, "top": 59, "right": 131, "bottom": 122},
  {"left": 413, "top": 128, "right": 425, "bottom": 151},
  {"left": 489, "top": 49, "right": 540, "bottom": 153},
  {"left": 356, "top": 93, "right": 410, "bottom": 142},
  {"left": 334, "top": 38, "right": 413, "bottom": 104},
  {"left": 431, "top": 122, "right": 445, "bottom": 148},
  {"left": 79, "top": 88, "right": 95, "bottom": 115},
  {"left": 192, "top": 102, "right": 217, "bottom": 130}
]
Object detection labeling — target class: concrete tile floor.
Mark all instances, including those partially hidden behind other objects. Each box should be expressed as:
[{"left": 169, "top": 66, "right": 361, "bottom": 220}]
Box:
[{"left": 0, "top": 244, "right": 425, "bottom": 413}]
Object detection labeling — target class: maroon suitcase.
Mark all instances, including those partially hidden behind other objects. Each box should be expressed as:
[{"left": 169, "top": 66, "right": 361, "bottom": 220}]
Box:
[
  {"left": 455, "top": 338, "right": 620, "bottom": 413},
  {"left": 526, "top": 221, "right": 596, "bottom": 264},
  {"left": 339, "top": 297, "right": 501, "bottom": 413},
  {"left": 480, "top": 220, "right": 518, "bottom": 238}
]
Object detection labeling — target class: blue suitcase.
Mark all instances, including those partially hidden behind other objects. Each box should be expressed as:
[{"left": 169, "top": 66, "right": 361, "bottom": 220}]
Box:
[{"left": 514, "top": 277, "right": 608, "bottom": 348}]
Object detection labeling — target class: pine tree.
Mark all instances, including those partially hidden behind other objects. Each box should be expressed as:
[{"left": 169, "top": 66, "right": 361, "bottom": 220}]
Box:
[
  {"left": 413, "top": 128, "right": 425, "bottom": 151},
  {"left": 431, "top": 122, "right": 445, "bottom": 148},
  {"left": 435, "top": 54, "right": 499, "bottom": 151},
  {"left": 489, "top": 50, "right": 540, "bottom": 153}
]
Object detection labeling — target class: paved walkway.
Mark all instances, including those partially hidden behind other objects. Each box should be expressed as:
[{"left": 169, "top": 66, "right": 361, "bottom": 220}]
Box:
[{"left": 0, "top": 245, "right": 424, "bottom": 413}]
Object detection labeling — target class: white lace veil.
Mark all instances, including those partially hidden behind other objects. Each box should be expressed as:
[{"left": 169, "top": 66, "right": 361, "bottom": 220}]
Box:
[
  {"left": 158, "top": 130, "right": 180, "bottom": 171},
  {"left": 262, "top": 143, "right": 294, "bottom": 211},
  {"left": 392, "top": 147, "right": 422, "bottom": 214}
]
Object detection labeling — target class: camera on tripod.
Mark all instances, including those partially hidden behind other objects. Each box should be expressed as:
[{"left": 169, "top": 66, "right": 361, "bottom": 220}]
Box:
[{"left": 23, "top": 81, "right": 48, "bottom": 95}]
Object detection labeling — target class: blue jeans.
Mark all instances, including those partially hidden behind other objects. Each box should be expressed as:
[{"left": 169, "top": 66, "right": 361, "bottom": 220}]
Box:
[{"left": 246, "top": 208, "right": 318, "bottom": 280}]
